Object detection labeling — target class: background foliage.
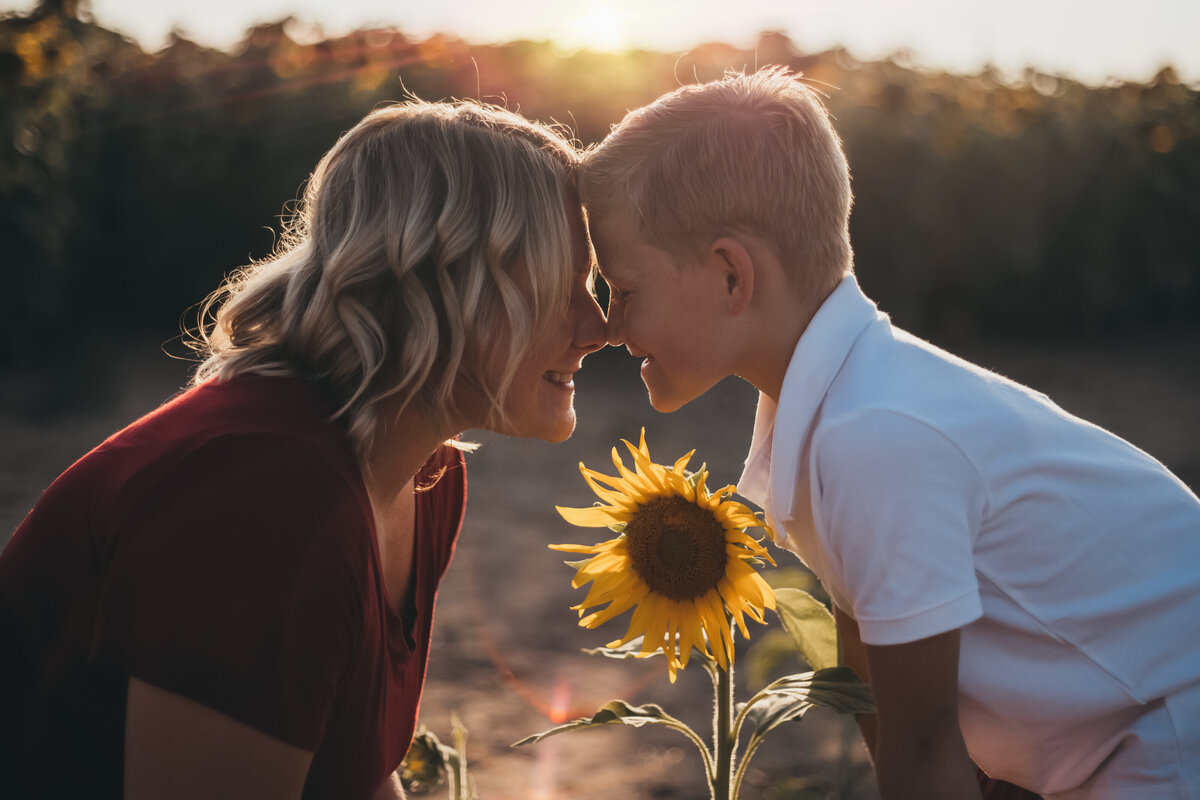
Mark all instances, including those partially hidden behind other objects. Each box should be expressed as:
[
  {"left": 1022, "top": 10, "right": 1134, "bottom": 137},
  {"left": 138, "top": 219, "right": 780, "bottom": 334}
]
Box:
[{"left": 2, "top": 1, "right": 1198, "bottom": 366}]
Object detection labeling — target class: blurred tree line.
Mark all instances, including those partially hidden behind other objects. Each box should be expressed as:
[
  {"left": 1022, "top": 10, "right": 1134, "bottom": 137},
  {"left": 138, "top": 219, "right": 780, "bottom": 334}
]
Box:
[{"left": 2, "top": 2, "right": 1198, "bottom": 367}]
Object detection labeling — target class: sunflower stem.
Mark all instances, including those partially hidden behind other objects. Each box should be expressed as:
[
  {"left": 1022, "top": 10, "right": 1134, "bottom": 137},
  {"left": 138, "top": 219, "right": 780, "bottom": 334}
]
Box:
[
  {"left": 710, "top": 659, "right": 735, "bottom": 800},
  {"left": 731, "top": 733, "right": 765, "bottom": 799}
]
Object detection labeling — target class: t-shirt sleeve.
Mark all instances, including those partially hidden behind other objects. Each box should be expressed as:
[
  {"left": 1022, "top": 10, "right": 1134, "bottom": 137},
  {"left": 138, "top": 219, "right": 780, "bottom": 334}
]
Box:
[
  {"left": 89, "top": 432, "right": 370, "bottom": 750},
  {"left": 812, "top": 409, "right": 986, "bottom": 646}
]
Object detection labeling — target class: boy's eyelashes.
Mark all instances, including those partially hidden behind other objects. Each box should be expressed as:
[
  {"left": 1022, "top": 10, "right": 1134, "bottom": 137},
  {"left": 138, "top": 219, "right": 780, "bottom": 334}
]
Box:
[{"left": 599, "top": 276, "right": 625, "bottom": 297}]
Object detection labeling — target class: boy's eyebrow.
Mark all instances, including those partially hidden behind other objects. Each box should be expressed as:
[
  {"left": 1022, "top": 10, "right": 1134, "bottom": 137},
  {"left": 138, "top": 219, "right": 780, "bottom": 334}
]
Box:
[{"left": 592, "top": 262, "right": 617, "bottom": 285}]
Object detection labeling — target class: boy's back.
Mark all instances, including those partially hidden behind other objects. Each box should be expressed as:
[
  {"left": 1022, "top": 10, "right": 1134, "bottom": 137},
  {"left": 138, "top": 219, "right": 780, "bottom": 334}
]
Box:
[{"left": 739, "top": 273, "right": 1200, "bottom": 795}]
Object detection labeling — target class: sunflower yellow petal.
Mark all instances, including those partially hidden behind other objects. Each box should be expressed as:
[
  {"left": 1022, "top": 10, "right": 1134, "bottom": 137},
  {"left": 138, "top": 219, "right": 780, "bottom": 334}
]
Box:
[
  {"left": 724, "top": 529, "right": 768, "bottom": 550},
  {"left": 580, "top": 466, "right": 631, "bottom": 492},
  {"left": 612, "top": 446, "right": 656, "bottom": 496},
  {"left": 715, "top": 503, "right": 765, "bottom": 529},
  {"left": 678, "top": 474, "right": 696, "bottom": 503},
  {"left": 557, "top": 505, "right": 626, "bottom": 527},
  {"left": 672, "top": 450, "right": 696, "bottom": 475},
  {"left": 548, "top": 542, "right": 606, "bottom": 554},
  {"left": 682, "top": 601, "right": 711, "bottom": 663},
  {"left": 664, "top": 611, "right": 681, "bottom": 682},
  {"left": 576, "top": 572, "right": 633, "bottom": 609},
  {"left": 577, "top": 571, "right": 646, "bottom": 612},
  {"left": 726, "top": 559, "right": 776, "bottom": 610},
  {"left": 696, "top": 591, "right": 729, "bottom": 668},
  {"left": 637, "top": 443, "right": 676, "bottom": 490},
  {"left": 639, "top": 595, "right": 672, "bottom": 657},
  {"left": 574, "top": 554, "right": 631, "bottom": 585},
  {"left": 579, "top": 467, "right": 630, "bottom": 506},
  {"left": 624, "top": 439, "right": 669, "bottom": 494},
  {"left": 581, "top": 589, "right": 646, "bottom": 627},
  {"left": 615, "top": 595, "right": 655, "bottom": 648},
  {"left": 672, "top": 603, "right": 691, "bottom": 668},
  {"left": 717, "top": 578, "right": 753, "bottom": 638},
  {"left": 707, "top": 589, "right": 736, "bottom": 665}
]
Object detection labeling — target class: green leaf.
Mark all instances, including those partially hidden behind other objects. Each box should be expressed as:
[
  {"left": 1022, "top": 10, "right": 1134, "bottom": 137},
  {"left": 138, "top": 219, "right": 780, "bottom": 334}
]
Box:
[
  {"left": 739, "top": 690, "right": 814, "bottom": 742},
  {"left": 512, "top": 699, "right": 690, "bottom": 747},
  {"left": 773, "top": 587, "right": 838, "bottom": 671},
  {"left": 743, "top": 628, "right": 803, "bottom": 687},
  {"left": 763, "top": 566, "right": 829, "bottom": 605},
  {"left": 764, "top": 667, "right": 875, "bottom": 715},
  {"left": 582, "top": 637, "right": 660, "bottom": 660},
  {"left": 806, "top": 667, "right": 875, "bottom": 714}
]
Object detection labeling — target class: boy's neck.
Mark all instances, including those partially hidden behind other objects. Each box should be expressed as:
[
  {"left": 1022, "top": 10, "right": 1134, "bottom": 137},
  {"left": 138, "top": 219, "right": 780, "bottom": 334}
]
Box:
[
  {"left": 736, "top": 275, "right": 840, "bottom": 404},
  {"left": 737, "top": 306, "right": 814, "bottom": 404}
]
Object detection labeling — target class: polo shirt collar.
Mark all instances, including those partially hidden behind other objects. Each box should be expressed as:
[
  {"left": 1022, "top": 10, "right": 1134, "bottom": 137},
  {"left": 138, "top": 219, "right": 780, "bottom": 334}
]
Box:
[{"left": 738, "top": 273, "right": 883, "bottom": 526}]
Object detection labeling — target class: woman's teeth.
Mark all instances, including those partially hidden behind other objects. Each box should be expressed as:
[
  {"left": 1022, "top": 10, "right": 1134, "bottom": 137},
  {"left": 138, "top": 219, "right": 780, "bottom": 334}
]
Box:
[{"left": 544, "top": 371, "right": 573, "bottom": 384}]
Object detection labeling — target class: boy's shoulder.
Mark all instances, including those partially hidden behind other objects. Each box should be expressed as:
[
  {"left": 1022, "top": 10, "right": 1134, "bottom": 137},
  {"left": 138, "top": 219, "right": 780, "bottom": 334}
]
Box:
[{"left": 820, "top": 321, "right": 1050, "bottom": 436}]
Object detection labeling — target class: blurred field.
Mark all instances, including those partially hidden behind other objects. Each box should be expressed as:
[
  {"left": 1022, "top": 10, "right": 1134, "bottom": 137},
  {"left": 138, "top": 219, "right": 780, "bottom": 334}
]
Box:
[
  {"left": 4, "top": 8, "right": 1200, "bottom": 370},
  {"left": 3, "top": 4, "right": 1199, "bottom": 797},
  {"left": 2, "top": 330, "right": 1197, "bottom": 799}
]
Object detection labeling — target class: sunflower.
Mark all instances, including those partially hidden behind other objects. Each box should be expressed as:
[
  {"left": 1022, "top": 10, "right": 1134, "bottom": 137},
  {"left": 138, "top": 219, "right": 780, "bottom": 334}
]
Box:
[{"left": 551, "top": 431, "right": 776, "bottom": 682}]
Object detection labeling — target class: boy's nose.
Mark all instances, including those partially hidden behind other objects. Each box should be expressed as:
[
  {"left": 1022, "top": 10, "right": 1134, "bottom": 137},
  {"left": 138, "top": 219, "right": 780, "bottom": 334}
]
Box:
[
  {"left": 574, "top": 289, "right": 608, "bottom": 354},
  {"left": 605, "top": 311, "right": 625, "bottom": 347}
]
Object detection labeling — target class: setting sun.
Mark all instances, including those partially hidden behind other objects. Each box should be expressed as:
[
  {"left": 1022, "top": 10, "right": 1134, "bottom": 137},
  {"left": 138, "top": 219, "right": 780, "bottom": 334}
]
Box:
[{"left": 562, "top": 0, "right": 628, "bottom": 52}]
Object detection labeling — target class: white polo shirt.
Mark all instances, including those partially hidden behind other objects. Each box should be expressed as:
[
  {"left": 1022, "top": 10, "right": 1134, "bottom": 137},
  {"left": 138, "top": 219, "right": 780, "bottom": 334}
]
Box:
[{"left": 738, "top": 274, "right": 1200, "bottom": 797}]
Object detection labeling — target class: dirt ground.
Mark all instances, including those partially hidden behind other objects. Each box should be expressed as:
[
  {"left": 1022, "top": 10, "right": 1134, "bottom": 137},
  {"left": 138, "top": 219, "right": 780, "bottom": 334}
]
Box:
[{"left": 2, "top": 331, "right": 1198, "bottom": 799}]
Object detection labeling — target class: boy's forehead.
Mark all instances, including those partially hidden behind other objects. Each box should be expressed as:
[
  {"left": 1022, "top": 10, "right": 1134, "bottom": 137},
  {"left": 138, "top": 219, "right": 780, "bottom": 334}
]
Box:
[
  {"left": 589, "top": 205, "right": 637, "bottom": 235},
  {"left": 588, "top": 212, "right": 683, "bottom": 284},
  {"left": 587, "top": 206, "right": 647, "bottom": 261}
]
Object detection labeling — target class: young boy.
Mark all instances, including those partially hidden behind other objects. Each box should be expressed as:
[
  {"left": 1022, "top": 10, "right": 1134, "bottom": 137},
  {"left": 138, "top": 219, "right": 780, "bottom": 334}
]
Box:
[{"left": 579, "top": 68, "right": 1200, "bottom": 800}]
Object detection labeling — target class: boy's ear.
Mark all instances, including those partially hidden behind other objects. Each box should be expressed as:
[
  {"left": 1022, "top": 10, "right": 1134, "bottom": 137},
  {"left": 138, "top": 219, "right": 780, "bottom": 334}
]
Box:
[{"left": 709, "top": 237, "right": 754, "bottom": 316}]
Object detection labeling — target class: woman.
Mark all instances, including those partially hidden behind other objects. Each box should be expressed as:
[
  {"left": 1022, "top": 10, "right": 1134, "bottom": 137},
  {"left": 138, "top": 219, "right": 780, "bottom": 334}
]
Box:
[{"left": 0, "top": 99, "right": 606, "bottom": 799}]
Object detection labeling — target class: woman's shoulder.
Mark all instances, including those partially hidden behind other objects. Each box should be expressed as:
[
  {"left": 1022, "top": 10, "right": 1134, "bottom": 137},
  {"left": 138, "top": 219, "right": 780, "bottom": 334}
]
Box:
[
  {"left": 90, "top": 374, "right": 357, "bottom": 490},
  {"left": 133, "top": 374, "right": 345, "bottom": 446}
]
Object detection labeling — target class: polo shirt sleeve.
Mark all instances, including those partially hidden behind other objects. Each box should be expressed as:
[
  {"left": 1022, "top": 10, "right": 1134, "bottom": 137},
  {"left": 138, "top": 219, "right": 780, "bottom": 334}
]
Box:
[
  {"left": 89, "top": 432, "right": 370, "bottom": 750},
  {"left": 812, "top": 408, "right": 986, "bottom": 646}
]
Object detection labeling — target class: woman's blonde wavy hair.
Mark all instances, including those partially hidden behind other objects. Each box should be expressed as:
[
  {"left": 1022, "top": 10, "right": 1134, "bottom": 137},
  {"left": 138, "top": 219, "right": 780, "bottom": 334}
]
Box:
[{"left": 190, "top": 99, "right": 579, "bottom": 458}]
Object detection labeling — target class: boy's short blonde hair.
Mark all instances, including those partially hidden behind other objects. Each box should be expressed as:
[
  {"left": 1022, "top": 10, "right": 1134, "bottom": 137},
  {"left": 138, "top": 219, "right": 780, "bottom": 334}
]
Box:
[{"left": 580, "top": 67, "right": 852, "bottom": 299}]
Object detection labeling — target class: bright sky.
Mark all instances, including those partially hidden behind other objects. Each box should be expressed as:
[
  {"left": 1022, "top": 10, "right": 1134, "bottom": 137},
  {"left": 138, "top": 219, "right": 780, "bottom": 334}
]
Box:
[{"left": 5, "top": 0, "right": 1198, "bottom": 85}]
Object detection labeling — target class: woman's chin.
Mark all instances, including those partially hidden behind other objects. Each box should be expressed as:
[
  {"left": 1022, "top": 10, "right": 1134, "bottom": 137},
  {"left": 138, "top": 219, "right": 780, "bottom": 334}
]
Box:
[
  {"left": 530, "top": 411, "right": 577, "bottom": 443},
  {"left": 492, "top": 403, "right": 576, "bottom": 443}
]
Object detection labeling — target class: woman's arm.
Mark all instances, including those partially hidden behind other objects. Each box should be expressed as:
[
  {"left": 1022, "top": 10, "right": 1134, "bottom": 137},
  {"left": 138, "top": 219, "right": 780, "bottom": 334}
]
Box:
[
  {"left": 864, "top": 629, "right": 981, "bottom": 800},
  {"left": 124, "top": 677, "right": 313, "bottom": 800}
]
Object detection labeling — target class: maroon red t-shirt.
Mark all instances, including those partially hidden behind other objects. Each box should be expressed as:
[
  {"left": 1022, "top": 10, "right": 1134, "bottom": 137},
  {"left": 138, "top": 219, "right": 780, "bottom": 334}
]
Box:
[{"left": 0, "top": 375, "right": 466, "bottom": 799}]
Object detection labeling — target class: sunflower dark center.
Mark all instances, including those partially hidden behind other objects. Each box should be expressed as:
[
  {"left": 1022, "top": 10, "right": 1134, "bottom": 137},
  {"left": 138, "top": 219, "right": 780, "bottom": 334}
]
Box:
[{"left": 625, "top": 495, "right": 727, "bottom": 601}]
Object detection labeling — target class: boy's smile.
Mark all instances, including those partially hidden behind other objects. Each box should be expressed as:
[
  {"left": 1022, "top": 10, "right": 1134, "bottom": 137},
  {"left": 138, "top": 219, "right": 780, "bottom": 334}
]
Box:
[{"left": 588, "top": 208, "right": 735, "bottom": 413}]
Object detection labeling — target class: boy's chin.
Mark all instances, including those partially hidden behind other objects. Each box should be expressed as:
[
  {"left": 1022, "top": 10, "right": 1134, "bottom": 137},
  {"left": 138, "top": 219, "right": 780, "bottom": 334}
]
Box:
[{"left": 645, "top": 386, "right": 691, "bottom": 414}]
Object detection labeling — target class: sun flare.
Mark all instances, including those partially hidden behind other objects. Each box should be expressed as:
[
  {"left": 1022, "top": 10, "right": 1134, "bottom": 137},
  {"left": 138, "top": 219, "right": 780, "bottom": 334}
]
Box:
[{"left": 561, "top": 1, "right": 629, "bottom": 52}]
